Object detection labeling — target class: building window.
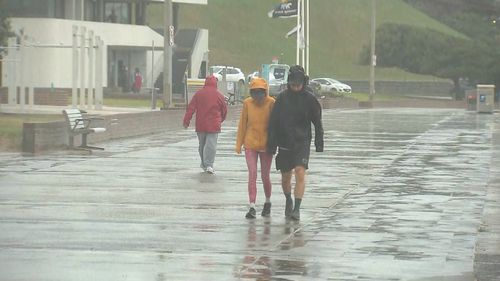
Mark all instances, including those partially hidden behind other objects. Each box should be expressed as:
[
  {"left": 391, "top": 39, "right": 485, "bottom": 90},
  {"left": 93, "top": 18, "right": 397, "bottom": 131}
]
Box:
[
  {"left": 4, "top": 0, "right": 64, "bottom": 19},
  {"left": 104, "top": 2, "right": 130, "bottom": 24},
  {"left": 84, "top": 0, "right": 97, "bottom": 22}
]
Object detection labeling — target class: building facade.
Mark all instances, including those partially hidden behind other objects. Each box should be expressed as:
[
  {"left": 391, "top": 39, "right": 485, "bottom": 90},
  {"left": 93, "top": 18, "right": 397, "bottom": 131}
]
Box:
[{"left": 1, "top": 0, "right": 208, "bottom": 100}]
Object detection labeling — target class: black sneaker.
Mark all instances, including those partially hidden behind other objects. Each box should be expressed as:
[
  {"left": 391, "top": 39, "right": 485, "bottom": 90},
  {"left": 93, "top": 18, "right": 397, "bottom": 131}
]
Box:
[
  {"left": 291, "top": 208, "right": 300, "bottom": 221},
  {"left": 285, "top": 198, "right": 293, "bottom": 218},
  {"left": 245, "top": 207, "right": 256, "bottom": 219},
  {"left": 261, "top": 202, "right": 271, "bottom": 217}
]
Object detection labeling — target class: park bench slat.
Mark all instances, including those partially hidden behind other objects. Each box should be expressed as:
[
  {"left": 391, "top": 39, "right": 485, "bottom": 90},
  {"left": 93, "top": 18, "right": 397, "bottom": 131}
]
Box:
[{"left": 62, "top": 109, "right": 106, "bottom": 151}]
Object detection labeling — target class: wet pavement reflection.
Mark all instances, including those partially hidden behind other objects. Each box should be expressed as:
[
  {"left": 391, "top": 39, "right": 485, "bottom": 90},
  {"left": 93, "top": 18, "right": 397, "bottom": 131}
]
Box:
[{"left": 0, "top": 108, "right": 499, "bottom": 280}]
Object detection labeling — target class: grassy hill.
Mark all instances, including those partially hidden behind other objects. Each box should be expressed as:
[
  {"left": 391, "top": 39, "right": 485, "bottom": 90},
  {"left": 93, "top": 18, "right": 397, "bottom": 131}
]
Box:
[{"left": 148, "top": 0, "right": 466, "bottom": 81}]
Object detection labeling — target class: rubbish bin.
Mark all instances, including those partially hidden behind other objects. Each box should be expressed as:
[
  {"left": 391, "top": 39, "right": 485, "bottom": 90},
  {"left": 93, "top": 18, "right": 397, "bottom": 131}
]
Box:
[
  {"left": 465, "top": 89, "right": 476, "bottom": 111},
  {"left": 476, "top": 84, "right": 495, "bottom": 113}
]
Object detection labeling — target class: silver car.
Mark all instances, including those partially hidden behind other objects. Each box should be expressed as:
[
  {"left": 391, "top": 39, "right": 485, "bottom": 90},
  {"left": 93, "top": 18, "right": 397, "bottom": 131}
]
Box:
[{"left": 311, "top": 78, "right": 352, "bottom": 96}]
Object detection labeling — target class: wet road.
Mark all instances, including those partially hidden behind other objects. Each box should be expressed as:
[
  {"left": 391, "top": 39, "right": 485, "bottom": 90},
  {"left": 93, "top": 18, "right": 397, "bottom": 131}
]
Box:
[{"left": 0, "top": 108, "right": 499, "bottom": 281}]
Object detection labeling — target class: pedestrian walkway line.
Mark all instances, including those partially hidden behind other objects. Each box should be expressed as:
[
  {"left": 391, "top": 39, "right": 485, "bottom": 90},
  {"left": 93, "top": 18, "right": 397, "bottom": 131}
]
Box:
[{"left": 236, "top": 182, "right": 360, "bottom": 278}]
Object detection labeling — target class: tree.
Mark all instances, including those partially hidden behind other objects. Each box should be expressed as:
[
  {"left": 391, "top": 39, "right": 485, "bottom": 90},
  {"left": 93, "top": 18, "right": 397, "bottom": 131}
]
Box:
[
  {"left": 360, "top": 23, "right": 500, "bottom": 99},
  {"left": 0, "top": 0, "right": 13, "bottom": 53}
]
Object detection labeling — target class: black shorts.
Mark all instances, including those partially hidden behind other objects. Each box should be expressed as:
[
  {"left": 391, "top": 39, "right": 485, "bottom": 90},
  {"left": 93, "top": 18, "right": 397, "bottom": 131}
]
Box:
[{"left": 275, "top": 146, "right": 310, "bottom": 172}]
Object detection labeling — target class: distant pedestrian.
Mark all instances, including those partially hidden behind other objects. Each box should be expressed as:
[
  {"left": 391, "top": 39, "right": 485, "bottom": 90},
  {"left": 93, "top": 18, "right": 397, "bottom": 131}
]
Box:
[
  {"left": 235, "top": 78, "right": 275, "bottom": 219},
  {"left": 133, "top": 68, "right": 142, "bottom": 94},
  {"left": 267, "top": 65, "right": 324, "bottom": 220},
  {"left": 106, "top": 8, "right": 117, "bottom": 23},
  {"left": 183, "top": 75, "right": 228, "bottom": 174},
  {"left": 119, "top": 66, "right": 130, "bottom": 93}
]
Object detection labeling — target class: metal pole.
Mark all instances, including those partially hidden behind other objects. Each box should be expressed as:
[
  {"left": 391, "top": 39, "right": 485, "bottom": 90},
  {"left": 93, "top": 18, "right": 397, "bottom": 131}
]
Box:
[
  {"left": 72, "top": 25, "right": 78, "bottom": 108},
  {"left": 221, "top": 66, "right": 227, "bottom": 97},
  {"left": 19, "top": 35, "right": 25, "bottom": 109},
  {"left": 88, "top": 30, "right": 94, "bottom": 109},
  {"left": 163, "top": 0, "right": 173, "bottom": 109},
  {"left": 151, "top": 40, "right": 156, "bottom": 109},
  {"left": 81, "top": 0, "right": 84, "bottom": 20},
  {"left": 369, "top": 0, "right": 376, "bottom": 103},
  {"left": 27, "top": 39, "right": 34, "bottom": 107},
  {"left": 95, "top": 36, "right": 103, "bottom": 110},
  {"left": 301, "top": 0, "right": 305, "bottom": 68},
  {"left": 7, "top": 37, "right": 16, "bottom": 105},
  {"left": 80, "top": 26, "right": 86, "bottom": 107},
  {"left": 306, "top": 0, "right": 310, "bottom": 75},
  {"left": 296, "top": 0, "right": 301, "bottom": 65}
]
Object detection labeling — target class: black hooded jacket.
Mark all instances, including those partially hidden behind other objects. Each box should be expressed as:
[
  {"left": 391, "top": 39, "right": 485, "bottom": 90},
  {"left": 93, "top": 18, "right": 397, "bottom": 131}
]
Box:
[{"left": 267, "top": 87, "right": 324, "bottom": 154}]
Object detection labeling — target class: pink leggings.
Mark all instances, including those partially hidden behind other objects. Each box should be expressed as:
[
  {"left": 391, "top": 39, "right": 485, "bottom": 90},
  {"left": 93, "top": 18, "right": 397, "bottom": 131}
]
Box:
[{"left": 245, "top": 148, "right": 273, "bottom": 203}]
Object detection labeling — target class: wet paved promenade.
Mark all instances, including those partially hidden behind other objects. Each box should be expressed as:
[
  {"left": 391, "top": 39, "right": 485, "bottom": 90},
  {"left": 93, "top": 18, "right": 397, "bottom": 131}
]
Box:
[{"left": 0, "top": 108, "right": 499, "bottom": 281}]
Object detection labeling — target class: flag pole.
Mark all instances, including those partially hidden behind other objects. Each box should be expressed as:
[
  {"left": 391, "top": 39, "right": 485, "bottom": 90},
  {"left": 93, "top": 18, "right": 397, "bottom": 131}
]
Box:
[
  {"left": 306, "top": 0, "right": 310, "bottom": 75},
  {"left": 296, "top": 0, "right": 301, "bottom": 65},
  {"left": 301, "top": 0, "right": 305, "bottom": 67},
  {"left": 369, "top": 0, "right": 376, "bottom": 103}
]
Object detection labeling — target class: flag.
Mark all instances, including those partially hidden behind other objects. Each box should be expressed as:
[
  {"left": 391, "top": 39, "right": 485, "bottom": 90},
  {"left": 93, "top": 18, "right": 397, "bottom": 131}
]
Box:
[
  {"left": 285, "top": 24, "right": 306, "bottom": 49},
  {"left": 268, "top": 0, "right": 298, "bottom": 18},
  {"left": 299, "top": 24, "right": 305, "bottom": 49},
  {"left": 285, "top": 25, "right": 299, "bottom": 38}
]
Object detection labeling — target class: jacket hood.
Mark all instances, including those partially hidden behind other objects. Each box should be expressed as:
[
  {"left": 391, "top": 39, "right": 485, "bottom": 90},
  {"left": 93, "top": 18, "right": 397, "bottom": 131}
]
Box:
[
  {"left": 204, "top": 75, "right": 218, "bottom": 88},
  {"left": 249, "top": 77, "right": 269, "bottom": 96}
]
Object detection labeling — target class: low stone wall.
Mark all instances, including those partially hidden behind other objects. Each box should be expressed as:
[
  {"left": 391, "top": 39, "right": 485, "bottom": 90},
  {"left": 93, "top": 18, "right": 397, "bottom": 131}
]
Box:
[
  {"left": 360, "top": 99, "right": 465, "bottom": 108},
  {"left": 0, "top": 87, "right": 70, "bottom": 106},
  {"left": 87, "top": 109, "right": 187, "bottom": 144},
  {"left": 320, "top": 97, "right": 359, "bottom": 109},
  {"left": 20, "top": 98, "right": 466, "bottom": 154},
  {"left": 344, "top": 80, "right": 454, "bottom": 96},
  {"left": 320, "top": 97, "right": 465, "bottom": 109},
  {"left": 22, "top": 121, "right": 68, "bottom": 153},
  {"left": 22, "top": 107, "right": 241, "bottom": 154}
]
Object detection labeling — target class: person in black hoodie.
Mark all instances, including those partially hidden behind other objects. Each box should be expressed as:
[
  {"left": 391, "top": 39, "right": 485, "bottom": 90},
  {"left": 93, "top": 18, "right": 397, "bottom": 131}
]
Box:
[{"left": 267, "top": 65, "right": 324, "bottom": 221}]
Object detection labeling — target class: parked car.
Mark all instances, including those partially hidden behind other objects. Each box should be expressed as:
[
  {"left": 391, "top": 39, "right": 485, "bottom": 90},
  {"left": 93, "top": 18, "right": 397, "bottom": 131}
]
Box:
[
  {"left": 247, "top": 71, "right": 259, "bottom": 83},
  {"left": 209, "top": 66, "right": 246, "bottom": 85},
  {"left": 308, "top": 80, "right": 322, "bottom": 98},
  {"left": 311, "top": 78, "right": 352, "bottom": 96},
  {"left": 267, "top": 64, "right": 290, "bottom": 97}
]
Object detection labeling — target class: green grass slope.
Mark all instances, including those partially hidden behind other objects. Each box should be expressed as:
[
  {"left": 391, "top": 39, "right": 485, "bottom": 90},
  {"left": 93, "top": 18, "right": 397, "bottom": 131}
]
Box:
[{"left": 149, "top": 0, "right": 466, "bottom": 81}]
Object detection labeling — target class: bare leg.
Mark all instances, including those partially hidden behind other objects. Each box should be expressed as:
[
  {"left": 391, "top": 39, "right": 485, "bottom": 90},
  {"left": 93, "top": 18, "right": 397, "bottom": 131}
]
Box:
[
  {"left": 291, "top": 166, "right": 306, "bottom": 220},
  {"left": 281, "top": 170, "right": 293, "bottom": 218},
  {"left": 281, "top": 170, "right": 293, "bottom": 194},
  {"left": 294, "top": 166, "right": 306, "bottom": 199}
]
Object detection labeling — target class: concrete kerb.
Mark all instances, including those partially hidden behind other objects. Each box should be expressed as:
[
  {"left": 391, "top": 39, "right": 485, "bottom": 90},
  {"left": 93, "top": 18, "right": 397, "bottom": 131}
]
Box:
[{"left": 473, "top": 119, "right": 500, "bottom": 281}]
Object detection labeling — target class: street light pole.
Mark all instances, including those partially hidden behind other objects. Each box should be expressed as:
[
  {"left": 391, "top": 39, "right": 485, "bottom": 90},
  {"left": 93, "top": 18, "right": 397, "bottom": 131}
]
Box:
[
  {"left": 163, "top": 0, "right": 173, "bottom": 109},
  {"left": 369, "top": 0, "right": 376, "bottom": 103}
]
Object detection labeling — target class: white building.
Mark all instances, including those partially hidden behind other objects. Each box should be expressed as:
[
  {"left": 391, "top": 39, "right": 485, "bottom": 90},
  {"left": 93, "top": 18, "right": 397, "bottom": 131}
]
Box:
[{"left": 1, "top": 0, "right": 208, "bottom": 106}]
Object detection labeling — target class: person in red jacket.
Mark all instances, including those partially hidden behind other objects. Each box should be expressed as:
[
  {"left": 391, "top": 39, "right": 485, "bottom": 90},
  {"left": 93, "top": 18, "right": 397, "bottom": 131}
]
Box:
[
  {"left": 183, "top": 75, "right": 228, "bottom": 174},
  {"left": 133, "top": 68, "right": 142, "bottom": 94}
]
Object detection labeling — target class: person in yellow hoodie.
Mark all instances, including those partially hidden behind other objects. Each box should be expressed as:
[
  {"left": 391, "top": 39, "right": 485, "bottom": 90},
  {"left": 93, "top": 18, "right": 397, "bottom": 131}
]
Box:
[{"left": 236, "top": 77, "right": 275, "bottom": 219}]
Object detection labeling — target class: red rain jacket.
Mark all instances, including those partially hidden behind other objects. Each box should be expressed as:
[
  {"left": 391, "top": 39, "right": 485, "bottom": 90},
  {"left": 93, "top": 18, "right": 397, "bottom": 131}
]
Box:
[{"left": 183, "top": 76, "right": 227, "bottom": 133}]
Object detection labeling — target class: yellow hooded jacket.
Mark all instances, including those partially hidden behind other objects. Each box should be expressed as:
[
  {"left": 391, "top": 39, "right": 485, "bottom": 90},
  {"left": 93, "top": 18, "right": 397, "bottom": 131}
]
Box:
[{"left": 235, "top": 78, "right": 275, "bottom": 153}]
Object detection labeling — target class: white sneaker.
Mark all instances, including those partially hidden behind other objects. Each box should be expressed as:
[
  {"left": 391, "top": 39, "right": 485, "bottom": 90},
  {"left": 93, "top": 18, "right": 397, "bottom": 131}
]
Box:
[{"left": 206, "top": 167, "right": 215, "bottom": 174}]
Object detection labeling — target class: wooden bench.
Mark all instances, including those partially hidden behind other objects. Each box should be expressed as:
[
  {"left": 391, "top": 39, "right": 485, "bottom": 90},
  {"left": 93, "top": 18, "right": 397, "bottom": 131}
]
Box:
[{"left": 62, "top": 109, "right": 106, "bottom": 150}]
